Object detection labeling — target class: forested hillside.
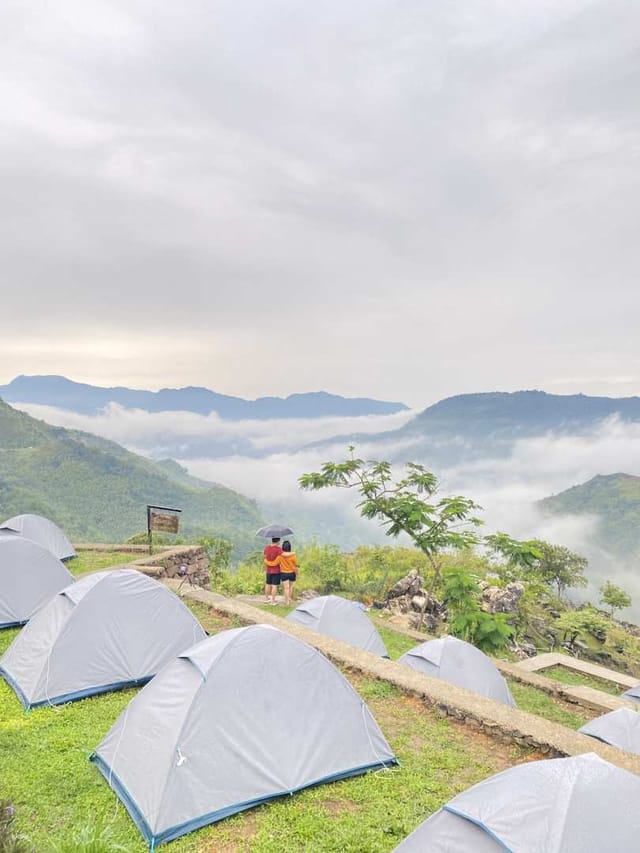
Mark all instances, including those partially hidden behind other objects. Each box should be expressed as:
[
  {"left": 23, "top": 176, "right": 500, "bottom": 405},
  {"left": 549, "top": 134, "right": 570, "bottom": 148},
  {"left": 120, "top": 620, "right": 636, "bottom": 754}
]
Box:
[
  {"left": 539, "top": 473, "right": 640, "bottom": 560},
  {"left": 0, "top": 400, "right": 263, "bottom": 551}
]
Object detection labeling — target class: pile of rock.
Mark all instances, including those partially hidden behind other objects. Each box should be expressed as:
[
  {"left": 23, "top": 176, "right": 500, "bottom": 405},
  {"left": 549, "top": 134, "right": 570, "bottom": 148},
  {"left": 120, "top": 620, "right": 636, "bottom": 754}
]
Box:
[
  {"left": 383, "top": 570, "right": 444, "bottom": 631},
  {"left": 380, "top": 572, "right": 526, "bottom": 634},
  {"left": 478, "top": 580, "right": 524, "bottom": 614}
]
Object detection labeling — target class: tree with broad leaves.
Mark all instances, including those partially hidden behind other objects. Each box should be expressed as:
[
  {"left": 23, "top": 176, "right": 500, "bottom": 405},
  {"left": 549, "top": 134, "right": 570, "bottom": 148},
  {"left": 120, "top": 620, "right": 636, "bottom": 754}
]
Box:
[
  {"left": 299, "top": 449, "right": 484, "bottom": 595},
  {"left": 484, "top": 532, "right": 542, "bottom": 580}
]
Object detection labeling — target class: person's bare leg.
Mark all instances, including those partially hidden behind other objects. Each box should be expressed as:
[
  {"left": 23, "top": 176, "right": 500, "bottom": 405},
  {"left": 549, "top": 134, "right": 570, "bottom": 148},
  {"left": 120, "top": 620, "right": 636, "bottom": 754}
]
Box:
[
  {"left": 283, "top": 580, "right": 291, "bottom": 606},
  {"left": 270, "top": 583, "right": 278, "bottom": 604},
  {"left": 264, "top": 582, "right": 270, "bottom": 602}
]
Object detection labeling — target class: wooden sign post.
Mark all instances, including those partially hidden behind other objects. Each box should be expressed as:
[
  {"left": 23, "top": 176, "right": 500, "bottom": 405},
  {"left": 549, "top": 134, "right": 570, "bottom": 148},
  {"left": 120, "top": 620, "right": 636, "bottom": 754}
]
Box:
[{"left": 147, "top": 505, "right": 182, "bottom": 554}]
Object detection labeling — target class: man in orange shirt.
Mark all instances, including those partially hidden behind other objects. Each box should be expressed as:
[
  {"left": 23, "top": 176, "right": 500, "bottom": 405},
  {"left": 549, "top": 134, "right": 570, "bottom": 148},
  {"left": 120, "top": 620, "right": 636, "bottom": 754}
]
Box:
[{"left": 263, "top": 537, "right": 283, "bottom": 605}]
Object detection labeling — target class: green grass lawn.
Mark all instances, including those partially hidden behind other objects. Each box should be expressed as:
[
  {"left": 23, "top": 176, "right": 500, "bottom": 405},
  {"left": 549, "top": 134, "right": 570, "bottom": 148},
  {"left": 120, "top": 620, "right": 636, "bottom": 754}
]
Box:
[
  {"left": 0, "top": 608, "right": 535, "bottom": 852},
  {"left": 505, "top": 679, "right": 594, "bottom": 729},
  {"left": 65, "top": 551, "right": 142, "bottom": 577},
  {"left": 541, "top": 664, "right": 623, "bottom": 696}
]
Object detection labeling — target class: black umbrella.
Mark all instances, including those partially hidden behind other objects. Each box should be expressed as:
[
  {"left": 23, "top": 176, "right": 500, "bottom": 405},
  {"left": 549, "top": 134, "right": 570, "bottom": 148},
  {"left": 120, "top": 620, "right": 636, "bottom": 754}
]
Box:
[{"left": 256, "top": 524, "right": 294, "bottom": 539}]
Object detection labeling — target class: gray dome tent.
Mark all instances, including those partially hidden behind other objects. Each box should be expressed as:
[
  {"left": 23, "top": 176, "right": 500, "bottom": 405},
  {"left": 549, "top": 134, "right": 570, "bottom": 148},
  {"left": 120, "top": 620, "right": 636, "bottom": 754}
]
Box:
[
  {"left": 393, "top": 753, "right": 640, "bottom": 852},
  {"left": 622, "top": 684, "right": 640, "bottom": 703},
  {"left": 579, "top": 708, "right": 640, "bottom": 754},
  {"left": 91, "top": 624, "right": 397, "bottom": 846},
  {"left": 0, "top": 513, "right": 76, "bottom": 561},
  {"left": 0, "top": 536, "right": 73, "bottom": 628},
  {"left": 0, "top": 569, "right": 205, "bottom": 708},
  {"left": 286, "top": 595, "right": 389, "bottom": 657},
  {"left": 397, "top": 636, "right": 515, "bottom": 706}
]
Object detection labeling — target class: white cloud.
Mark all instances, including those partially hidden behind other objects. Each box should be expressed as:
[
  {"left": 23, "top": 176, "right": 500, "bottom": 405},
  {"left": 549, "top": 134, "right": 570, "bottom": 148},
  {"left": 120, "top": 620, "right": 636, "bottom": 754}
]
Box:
[
  {"left": 0, "top": 1, "right": 639, "bottom": 405},
  {"left": 12, "top": 401, "right": 417, "bottom": 457}
]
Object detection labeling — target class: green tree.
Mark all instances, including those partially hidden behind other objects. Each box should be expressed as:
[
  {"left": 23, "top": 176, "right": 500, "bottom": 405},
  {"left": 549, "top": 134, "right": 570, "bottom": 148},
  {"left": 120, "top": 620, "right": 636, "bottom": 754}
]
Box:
[
  {"left": 599, "top": 580, "right": 632, "bottom": 617},
  {"left": 531, "top": 541, "right": 588, "bottom": 599},
  {"left": 299, "top": 450, "right": 484, "bottom": 594}
]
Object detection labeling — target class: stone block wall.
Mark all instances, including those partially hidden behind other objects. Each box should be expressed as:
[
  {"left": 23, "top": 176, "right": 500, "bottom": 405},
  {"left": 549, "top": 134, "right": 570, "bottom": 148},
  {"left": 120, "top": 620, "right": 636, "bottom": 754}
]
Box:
[{"left": 134, "top": 546, "right": 210, "bottom": 586}]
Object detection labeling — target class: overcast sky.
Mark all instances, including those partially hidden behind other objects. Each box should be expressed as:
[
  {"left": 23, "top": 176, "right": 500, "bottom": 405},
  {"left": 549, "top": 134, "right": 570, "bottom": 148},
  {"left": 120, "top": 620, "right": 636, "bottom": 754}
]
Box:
[{"left": 2, "top": 0, "right": 639, "bottom": 408}]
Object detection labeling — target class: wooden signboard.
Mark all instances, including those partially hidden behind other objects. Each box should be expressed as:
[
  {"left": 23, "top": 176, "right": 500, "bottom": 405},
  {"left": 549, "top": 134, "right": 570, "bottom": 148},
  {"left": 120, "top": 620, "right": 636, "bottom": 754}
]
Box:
[
  {"left": 150, "top": 512, "right": 180, "bottom": 533},
  {"left": 147, "top": 505, "right": 182, "bottom": 553}
]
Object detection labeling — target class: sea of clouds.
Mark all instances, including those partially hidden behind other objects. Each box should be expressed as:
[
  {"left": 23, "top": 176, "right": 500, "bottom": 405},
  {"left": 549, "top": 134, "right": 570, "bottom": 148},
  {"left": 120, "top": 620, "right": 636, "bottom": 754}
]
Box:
[{"left": 15, "top": 402, "right": 640, "bottom": 618}]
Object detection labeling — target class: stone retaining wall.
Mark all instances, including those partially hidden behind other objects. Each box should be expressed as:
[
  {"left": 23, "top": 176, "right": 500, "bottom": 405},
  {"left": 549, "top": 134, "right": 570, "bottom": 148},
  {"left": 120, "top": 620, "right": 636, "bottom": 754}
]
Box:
[
  {"left": 134, "top": 546, "right": 210, "bottom": 585},
  {"left": 75, "top": 545, "right": 210, "bottom": 586},
  {"left": 168, "top": 583, "right": 640, "bottom": 776}
]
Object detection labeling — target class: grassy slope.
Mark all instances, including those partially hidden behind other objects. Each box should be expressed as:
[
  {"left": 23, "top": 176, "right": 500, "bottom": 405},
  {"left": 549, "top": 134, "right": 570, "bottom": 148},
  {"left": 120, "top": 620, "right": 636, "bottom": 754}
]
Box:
[
  {"left": 66, "top": 552, "right": 143, "bottom": 576},
  {"left": 0, "top": 600, "right": 534, "bottom": 852}
]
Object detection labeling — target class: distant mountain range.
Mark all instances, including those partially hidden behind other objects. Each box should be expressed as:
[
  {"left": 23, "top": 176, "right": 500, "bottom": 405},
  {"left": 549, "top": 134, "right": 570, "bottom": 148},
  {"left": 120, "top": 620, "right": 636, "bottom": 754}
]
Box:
[
  {"left": 0, "top": 375, "right": 408, "bottom": 419},
  {"left": 310, "top": 390, "right": 640, "bottom": 467},
  {"left": 540, "top": 473, "right": 640, "bottom": 561},
  {"left": 405, "top": 389, "right": 640, "bottom": 434},
  {"left": 0, "top": 399, "right": 263, "bottom": 553}
]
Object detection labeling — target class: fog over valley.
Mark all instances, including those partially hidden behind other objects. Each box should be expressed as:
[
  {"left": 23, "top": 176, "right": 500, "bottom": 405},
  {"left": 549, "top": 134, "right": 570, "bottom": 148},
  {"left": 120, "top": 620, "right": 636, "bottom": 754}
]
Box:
[{"left": 13, "top": 398, "right": 640, "bottom": 619}]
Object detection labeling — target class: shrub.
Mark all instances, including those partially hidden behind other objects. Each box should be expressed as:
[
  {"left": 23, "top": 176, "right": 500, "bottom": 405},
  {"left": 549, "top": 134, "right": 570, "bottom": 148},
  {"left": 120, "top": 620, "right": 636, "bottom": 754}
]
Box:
[{"left": 442, "top": 567, "right": 513, "bottom": 653}]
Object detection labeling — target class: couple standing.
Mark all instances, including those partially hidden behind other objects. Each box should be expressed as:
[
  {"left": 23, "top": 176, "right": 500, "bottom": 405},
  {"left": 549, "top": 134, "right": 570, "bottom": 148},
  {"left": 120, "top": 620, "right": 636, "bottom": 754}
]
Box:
[{"left": 263, "top": 537, "right": 298, "bottom": 606}]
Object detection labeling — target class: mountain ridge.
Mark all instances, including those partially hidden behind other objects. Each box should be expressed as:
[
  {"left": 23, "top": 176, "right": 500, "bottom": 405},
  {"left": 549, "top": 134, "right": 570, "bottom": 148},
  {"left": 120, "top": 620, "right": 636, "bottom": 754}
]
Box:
[
  {"left": 0, "top": 375, "right": 408, "bottom": 419},
  {"left": 303, "top": 389, "right": 640, "bottom": 465}
]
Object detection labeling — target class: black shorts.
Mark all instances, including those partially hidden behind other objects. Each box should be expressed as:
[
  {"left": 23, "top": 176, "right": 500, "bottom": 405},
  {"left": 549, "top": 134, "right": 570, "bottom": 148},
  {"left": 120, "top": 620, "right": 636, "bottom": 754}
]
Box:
[
  {"left": 265, "top": 572, "right": 281, "bottom": 586},
  {"left": 280, "top": 572, "right": 296, "bottom": 582}
]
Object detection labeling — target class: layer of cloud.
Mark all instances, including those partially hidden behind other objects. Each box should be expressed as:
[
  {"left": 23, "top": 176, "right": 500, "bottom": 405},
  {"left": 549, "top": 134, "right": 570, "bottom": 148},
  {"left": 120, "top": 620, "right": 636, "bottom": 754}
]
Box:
[
  {"left": 180, "top": 416, "right": 640, "bottom": 616},
  {"left": 13, "top": 401, "right": 417, "bottom": 457}
]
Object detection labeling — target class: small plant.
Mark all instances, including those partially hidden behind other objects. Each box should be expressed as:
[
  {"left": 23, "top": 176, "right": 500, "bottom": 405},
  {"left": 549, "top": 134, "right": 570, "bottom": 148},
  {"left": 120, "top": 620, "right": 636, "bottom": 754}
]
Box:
[
  {"left": 555, "top": 607, "right": 609, "bottom": 648},
  {"left": 51, "top": 817, "right": 129, "bottom": 853},
  {"left": 442, "top": 567, "right": 513, "bottom": 652},
  {"left": 0, "top": 801, "right": 33, "bottom": 853}
]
